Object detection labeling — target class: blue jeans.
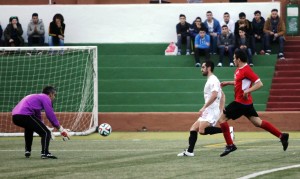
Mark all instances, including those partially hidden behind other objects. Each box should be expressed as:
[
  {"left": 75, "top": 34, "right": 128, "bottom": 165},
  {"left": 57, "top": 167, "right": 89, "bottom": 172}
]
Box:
[
  {"left": 218, "top": 45, "right": 234, "bottom": 63},
  {"left": 210, "top": 35, "right": 218, "bottom": 54},
  {"left": 48, "top": 36, "right": 64, "bottom": 46},
  {"left": 264, "top": 33, "right": 284, "bottom": 53},
  {"left": 177, "top": 35, "right": 191, "bottom": 52}
]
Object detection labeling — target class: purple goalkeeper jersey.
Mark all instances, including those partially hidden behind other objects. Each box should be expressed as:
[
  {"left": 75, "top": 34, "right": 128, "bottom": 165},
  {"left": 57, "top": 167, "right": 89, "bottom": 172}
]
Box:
[{"left": 12, "top": 93, "right": 60, "bottom": 128}]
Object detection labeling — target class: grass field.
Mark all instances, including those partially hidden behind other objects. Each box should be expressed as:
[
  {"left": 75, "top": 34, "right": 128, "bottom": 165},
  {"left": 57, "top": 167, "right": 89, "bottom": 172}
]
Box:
[{"left": 0, "top": 132, "right": 299, "bottom": 179}]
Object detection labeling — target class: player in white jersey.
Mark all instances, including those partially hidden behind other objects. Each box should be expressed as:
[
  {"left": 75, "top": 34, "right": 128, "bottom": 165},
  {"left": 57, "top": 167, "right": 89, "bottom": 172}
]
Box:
[{"left": 178, "top": 60, "right": 234, "bottom": 157}]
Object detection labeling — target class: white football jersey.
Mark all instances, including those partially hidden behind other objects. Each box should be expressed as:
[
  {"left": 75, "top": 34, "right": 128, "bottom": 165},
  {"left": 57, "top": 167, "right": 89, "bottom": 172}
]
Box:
[{"left": 203, "top": 74, "right": 222, "bottom": 109}]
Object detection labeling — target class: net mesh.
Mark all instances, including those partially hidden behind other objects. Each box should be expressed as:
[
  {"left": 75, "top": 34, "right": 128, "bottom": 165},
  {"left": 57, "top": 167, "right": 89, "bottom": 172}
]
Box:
[{"left": 0, "top": 47, "right": 98, "bottom": 136}]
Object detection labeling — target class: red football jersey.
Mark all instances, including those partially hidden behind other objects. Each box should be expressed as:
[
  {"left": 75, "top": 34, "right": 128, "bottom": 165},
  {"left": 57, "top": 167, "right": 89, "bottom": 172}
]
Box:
[{"left": 234, "top": 64, "right": 260, "bottom": 104}]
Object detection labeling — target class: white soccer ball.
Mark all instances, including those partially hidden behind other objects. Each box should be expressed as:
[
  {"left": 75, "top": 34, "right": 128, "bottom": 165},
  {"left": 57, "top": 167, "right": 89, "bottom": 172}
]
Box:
[{"left": 98, "top": 123, "right": 112, "bottom": 137}]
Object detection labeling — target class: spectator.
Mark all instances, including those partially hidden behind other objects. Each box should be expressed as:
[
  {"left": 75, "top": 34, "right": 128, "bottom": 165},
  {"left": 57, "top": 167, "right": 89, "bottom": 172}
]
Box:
[
  {"left": 190, "top": 17, "right": 207, "bottom": 54},
  {"left": 194, "top": 28, "right": 210, "bottom": 67},
  {"left": 263, "top": 8, "right": 286, "bottom": 60},
  {"left": 0, "top": 22, "right": 3, "bottom": 46},
  {"left": 234, "top": 12, "right": 253, "bottom": 39},
  {"left": 4, "top": 16, "right": 24, "bottom": 46},
  {"left": 220, "top": 12, "right": 235, "bottom": 34},
  {"left": 236, "top": 28, "right": 253, "bottom": 66},
  {"left": 48, "top": 13, "right": 65, "bottom": 47},
  {"left": 203, "top": 11, "right": 221, "bottom": 55},
  {"left": 176, "top": 14, "right": 191, "bottom": 55},
  {"left": 217, "top": 25, "right": 235, "bottom": 67},
  {"left": 27, "top": 13, "right": 45, "bottom": 46},
  {"left": 252, "top": 10, "right": 265, "bottom": 55}
]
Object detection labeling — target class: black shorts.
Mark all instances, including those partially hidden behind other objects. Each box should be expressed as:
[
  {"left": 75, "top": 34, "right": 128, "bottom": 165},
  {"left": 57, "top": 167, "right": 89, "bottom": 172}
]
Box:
[{"left": 223, "top": 101, "right": 259, "bottom": 120}]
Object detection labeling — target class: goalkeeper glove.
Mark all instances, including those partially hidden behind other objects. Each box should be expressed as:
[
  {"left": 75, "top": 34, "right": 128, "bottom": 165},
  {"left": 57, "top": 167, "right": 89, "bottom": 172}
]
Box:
[
  {"left": 46, "top": 126, "right": 55, "bottom": 140},
  {"left": 58, "top": 126, "right": 70, "bottom": 141}
]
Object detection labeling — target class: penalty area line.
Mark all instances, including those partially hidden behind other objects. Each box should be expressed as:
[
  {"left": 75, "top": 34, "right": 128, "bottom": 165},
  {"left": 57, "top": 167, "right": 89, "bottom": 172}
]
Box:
[{"left": 237, "top": 164, "right": 300, "bottom": 179}]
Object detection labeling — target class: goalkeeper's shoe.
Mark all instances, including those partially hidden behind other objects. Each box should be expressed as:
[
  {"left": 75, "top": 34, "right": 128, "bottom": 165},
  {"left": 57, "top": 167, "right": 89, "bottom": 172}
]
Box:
[
  {"left": 280, "top": 133, "right": 289, "bottom": 151},
  {"left": 177, "top": 149, "right": 194, "bottom": 157},
  {"left": 25, "top": 151, "right": 31, "bottom": 158},
  {"left": 41, "top": 153, "right": 58, "bottom": 159},
  {"left": 220, "top": 144, "right": 237, "bottom": 157}
]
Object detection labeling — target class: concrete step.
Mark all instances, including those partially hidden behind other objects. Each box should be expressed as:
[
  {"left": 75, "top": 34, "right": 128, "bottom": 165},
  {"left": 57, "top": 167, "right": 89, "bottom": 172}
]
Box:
[
  {"left": 274, "top": 71, "right": 300, "bottom": 77},
  {"left": 266, "top": 108, "right": 300, "bottom": 111},
  {"left": 271, "top": 83, "right": 300, "bottom": 89},
  {"left": 285, "top": 52, "right": 300, "bottom": 58},
  {"left": 275, "top": 64, "right": 300, "bottom": 71},
  {"left": 268, "top": 96, "right": 300, "bottom": 102},
  {"left": 270, "top": 89, "right": 300, "bottom": 96},
  {"left": 284, "top": 45, "right": 300, "bottom": 52},
  {"left": 272, "top": 77, "right": 300, "bottom": 83},
  {"left": 267, "top": 102, "right": 300, "bottom": 108},
  {"left": 277, "top": 58, "right": 300, "bottom": 64}
]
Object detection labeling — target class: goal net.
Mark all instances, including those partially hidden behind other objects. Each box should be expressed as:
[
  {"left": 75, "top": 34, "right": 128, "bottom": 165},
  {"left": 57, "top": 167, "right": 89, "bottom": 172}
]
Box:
[{"left": 0, "top": 46, "right": 98, "bottom": 136}]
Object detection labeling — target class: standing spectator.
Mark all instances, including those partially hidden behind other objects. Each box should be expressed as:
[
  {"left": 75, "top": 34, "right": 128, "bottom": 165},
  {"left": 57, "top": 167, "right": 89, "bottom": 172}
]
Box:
[
  {"left": 217, "top": 25, "right": 235, "bottom": 67},
  {"left": 220, "top": 12, "right": 235, "bottom": 34},
  {"left": 190, "top": 17, "right": 207, "bottom": 54},
  {"left": 234, "top": 12, "right": 253, "bottom": 39},
  {"left": 194, "top": 28, "right": 210, "bottom": 67},
  {"left": 252, "top": 10, "right": 265, "bottom": 55},
  {"left": 263, "top": 8, "right": 286, "bottom": 60},
  {"left": 236, "top": 28, "right": 253, "bottom": 66},
  {"left": 203, "top": 11, "right": 221, "bottom": 55},
  {"left": 48, "top": 13, "right": 65, "bottom": 47},
  {"left": 4, "top": 16, "right": 24, "bottom": 46},
  {"left": 27, "top": 13, "right": 45, "bottom": 46},
  {"left": 176, "top": 14, "right": 191, "bottom": 55}
]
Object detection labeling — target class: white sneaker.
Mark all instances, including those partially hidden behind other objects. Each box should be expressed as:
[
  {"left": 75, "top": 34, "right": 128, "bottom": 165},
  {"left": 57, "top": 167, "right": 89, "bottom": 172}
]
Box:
[
  {"left": 217, "top": 62, "right": 222, "bottom": 67},
  {"left": 195, "top": 63, "right": 201, "bottom": 67},
  {"left": 177, "top": 149, "right": 194, "bottom": 157},
  {"left": 229, "top": 62, "right": 234, "bottom": 67},
  {"left": 229, "top": 126, "right": 235, "bottom": 141},
  {"left": 177, "top": 51, "right": 181, "bottom": 56},
  {"left": 186, "top": 51, "right": 190, "bottom": 55}
]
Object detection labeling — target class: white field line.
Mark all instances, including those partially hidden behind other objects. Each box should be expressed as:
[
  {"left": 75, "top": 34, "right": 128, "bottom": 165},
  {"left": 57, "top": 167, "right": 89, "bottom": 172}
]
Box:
[{"left": 237, "top": 164, "right": 300, "bottom": 179}]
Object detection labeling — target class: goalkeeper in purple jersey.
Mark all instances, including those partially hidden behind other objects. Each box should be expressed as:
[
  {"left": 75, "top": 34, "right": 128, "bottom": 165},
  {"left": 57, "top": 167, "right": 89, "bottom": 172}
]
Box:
[{"left": 12, "top": 86, "right": 70, "bottom": 159}]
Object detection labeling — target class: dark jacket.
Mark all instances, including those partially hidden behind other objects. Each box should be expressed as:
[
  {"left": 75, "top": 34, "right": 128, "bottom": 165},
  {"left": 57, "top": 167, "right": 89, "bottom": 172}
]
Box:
[
  {"left": 0, "top": 25, "right": 2, "bottom": 40},
  {"left": 252, "top": 17, "right": 265, "bottom": 36},
  {"left": 176, "top": 22, "right": 191, "bottom": 37},
  {"left": 4, "top": 23, "right": 24, "bottom": 46},
  {"left": 190, "top": 22, "right": 207, "bottom": 37},
  {"left": 234, "top": 19, "right": 253, "bottom": 37},
  {"left": 217, "top": 32, "right": 235, "bottom": 47},
  {"left": 48, "top": 21, "right": 65, "bottom": 37},
  {"left": 236, "top": 35, "right": 251, "bottom": 49}
]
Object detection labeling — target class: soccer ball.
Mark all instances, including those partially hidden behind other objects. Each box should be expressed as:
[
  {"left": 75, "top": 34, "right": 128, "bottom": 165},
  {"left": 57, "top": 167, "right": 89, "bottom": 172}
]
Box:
[{"left": 98, "top": 123, "right": 112, "bottom": 137}]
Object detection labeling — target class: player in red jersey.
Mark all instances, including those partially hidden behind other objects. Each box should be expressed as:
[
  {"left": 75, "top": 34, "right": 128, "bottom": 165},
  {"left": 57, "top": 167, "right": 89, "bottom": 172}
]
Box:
[{"left": 218, "top": 49, "right": 289, "bottom": 157}]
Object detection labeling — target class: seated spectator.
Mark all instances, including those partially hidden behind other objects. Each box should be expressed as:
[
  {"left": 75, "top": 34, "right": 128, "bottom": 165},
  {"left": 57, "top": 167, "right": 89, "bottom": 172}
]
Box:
[
  {"left": 48, "top": 13, "right": 65, "bottom": 47},
  {"left": 236, "top": 28, "right": 253, "bottom": 66},
  {"left": 190, "top": 17, "right": 207, "bottom": 54},
  {"left": 194, "top": 28, "right": 210, "bottom": 67},
  {"left": 220, "top": 12, "right": 235, "bottom": 34},
  {"left": 27, "top": 13, "right": 45, "bottom": 46},
  {"left": 4, "top": 16, "right": 24, "bottom": 46},
  {"left": 252, "top": 10, "right": 265, "bottom": 55},
  {"left": 234, "top": 12, "right": 253, "bottom": 38},
  {"left": 263, "top": 8, "right": 286, "bottom": 60},
  {"left": 203, "top": 11, "right": 221, "bottom": 55},
  {"left": 217, "top": 25, "right": 235, "bottom": 67},
  {"left": 176, "top": 14, "right": 191, "bottom": 55}
]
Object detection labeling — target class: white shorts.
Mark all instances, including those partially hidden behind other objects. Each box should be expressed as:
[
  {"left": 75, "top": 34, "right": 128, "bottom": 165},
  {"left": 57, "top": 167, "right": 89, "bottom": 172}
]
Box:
[{"left": 197, "top": 107, "right": 220, "bottom": 127}]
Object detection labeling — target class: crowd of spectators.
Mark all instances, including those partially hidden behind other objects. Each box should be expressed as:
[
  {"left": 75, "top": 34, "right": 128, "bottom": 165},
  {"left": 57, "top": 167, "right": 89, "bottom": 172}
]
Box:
[
  {"left": 0, "top": 13, "right": 65, "bottom": 48},
  {"left": 176, "top": 9, "right": 286, "bottom": 67}
]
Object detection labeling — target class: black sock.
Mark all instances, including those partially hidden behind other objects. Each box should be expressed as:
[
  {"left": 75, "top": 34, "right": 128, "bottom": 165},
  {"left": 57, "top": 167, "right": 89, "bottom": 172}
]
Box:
[
  {"left": 204, "top": 127, "right": 222, "bottom": 135},
  {"left": 187, "top": 131, "right": 198, "bottom": 153}
]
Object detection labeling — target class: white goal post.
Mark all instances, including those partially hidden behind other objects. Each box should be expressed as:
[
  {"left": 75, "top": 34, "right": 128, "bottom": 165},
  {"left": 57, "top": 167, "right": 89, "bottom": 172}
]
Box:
[{"left": 0, "top": 46, "right": 98, "bottom": 136}]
